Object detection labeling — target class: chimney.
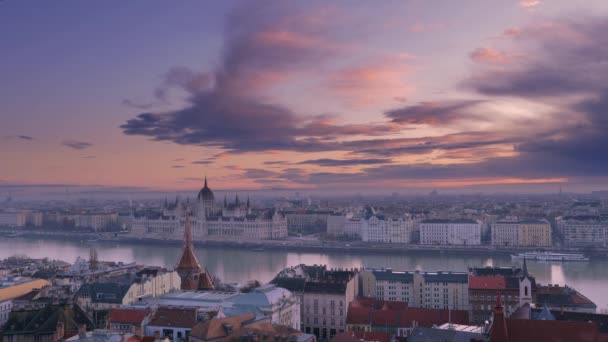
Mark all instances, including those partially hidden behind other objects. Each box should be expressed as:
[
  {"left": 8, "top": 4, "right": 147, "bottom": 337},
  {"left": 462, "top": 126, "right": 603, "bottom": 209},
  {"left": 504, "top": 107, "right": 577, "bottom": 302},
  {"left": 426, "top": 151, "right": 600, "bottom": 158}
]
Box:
[{"left": 78, "top": 324, "right": 87, "bottom": 339}]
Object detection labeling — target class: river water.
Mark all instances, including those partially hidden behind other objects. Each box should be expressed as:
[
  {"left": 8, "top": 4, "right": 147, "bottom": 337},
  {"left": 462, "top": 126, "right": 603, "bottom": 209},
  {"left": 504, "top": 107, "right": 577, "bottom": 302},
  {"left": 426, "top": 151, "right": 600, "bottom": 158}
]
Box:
[{"left": 1, "top": 238, "right": 606, "bottom": 311}]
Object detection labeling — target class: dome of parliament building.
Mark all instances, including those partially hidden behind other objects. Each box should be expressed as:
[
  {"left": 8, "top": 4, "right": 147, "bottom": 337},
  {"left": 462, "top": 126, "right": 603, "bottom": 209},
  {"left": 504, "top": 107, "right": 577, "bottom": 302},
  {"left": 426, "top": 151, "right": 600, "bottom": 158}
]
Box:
[{"left": 197, "top": 177, "right": 214, "bottom": 202}]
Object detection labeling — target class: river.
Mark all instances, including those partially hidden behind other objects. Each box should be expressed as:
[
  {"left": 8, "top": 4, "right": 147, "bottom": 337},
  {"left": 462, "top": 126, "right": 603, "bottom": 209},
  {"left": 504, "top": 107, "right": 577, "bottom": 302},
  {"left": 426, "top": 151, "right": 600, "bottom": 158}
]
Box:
[{"left": 1, "top": 238, "right": 606, "bottom": 311}]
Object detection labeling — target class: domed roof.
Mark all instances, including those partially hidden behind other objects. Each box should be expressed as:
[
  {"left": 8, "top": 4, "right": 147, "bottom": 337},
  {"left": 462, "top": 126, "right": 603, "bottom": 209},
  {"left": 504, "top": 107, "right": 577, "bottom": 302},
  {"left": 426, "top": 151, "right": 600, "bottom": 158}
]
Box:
[{"left": 197, "top": 177, "right": 215, "bottom": 201}]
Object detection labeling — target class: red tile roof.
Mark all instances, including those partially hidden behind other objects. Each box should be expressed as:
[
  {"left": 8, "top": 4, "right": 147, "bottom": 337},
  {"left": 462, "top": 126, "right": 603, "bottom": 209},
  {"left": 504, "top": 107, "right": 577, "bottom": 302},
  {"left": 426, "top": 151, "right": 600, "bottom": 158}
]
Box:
[
  {"left": 347, "top": 298, "right": 468, "bottom": 327},
  {"left": 108, "top": 309, "right": 150, "bottom": 325},
  {"left": 346, "top": 306, "right": 371, "bottom": 325},
  {"left": 148, "top": 307, "right": 198, "bottom": 328},
  {"left": 469, "top": 275, "right": 506, "bottom": 290},
  {"left": 506, "top": 319, "right": 601, "bottom": 342}
]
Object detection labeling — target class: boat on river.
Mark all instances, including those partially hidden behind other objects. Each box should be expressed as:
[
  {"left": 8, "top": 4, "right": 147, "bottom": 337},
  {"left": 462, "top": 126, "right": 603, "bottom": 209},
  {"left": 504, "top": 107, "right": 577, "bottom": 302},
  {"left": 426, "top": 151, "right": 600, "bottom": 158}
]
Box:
[{"left": 511, "top": 251, "right": 589, "bottom": 262}]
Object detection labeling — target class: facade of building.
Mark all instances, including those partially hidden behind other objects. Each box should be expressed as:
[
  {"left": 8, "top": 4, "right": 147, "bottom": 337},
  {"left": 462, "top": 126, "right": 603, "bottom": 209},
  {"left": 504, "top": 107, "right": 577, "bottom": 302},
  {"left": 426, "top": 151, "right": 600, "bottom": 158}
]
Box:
[
  {"left": 121, "top": 268, "right": 181, "bottom": 304},
  {"left": 271, "top": 265, "right": 359, "bottom": 340},
  {"left": 491, "top": 220, "right": 552, "bottom": 247},
  {"left": 73, "top": 214, "right": 118, "bottom": 231},
  {"left": 468, "top": 265, "right": 534, "bottom": 324},
  {"left": 283, "top": 210, "right": 333, "bottom": 234},
  {"left": 131, "top": 178, "right": 288, "bottom": 241},
  {"left": 491, "top": 221, "right": 520, "bottom": 246},
  {"left": 419, "top": 220, "right": 481, "bottom": 245},
  {"left": 327, "top": 214, "right": 346, "bottom": 236},
  {"left": 344, "top": 218, "right": 362, "bottom": 238},
  {"left": 359, "top": 269, "right": 469, "bottom": 311},
  {"left": 557, "top": 216, "right": 608, "bottom": 247},
  {"left": 361, "top": 216, "right": 415, "bottom": 244}
]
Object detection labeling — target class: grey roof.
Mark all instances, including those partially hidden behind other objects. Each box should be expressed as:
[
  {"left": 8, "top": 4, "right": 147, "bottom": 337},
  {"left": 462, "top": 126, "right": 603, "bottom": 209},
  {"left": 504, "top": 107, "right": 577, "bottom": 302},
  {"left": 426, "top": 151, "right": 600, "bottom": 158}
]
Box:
[
  {"left": 408, "top": 327, "right": 485, "bottom": 342},
  {"left": 76, "top": 283, "right": 130, "bottom": 303},
  {"left": 421, "top": 219, "right": 478, "bottom": 224},
  {"left": 372, "top": 271, "right": 414, "bottom": 282},
  {"left": 422, "top": 272, "right": 468, "bottom": 283}
]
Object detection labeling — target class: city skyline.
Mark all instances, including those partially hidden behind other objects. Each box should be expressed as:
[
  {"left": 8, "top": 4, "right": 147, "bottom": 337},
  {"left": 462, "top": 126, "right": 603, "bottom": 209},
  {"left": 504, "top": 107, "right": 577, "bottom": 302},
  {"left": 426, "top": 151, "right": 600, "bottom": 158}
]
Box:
[{"left": 2, "top": 0, "right": 608, "bottom": 195}]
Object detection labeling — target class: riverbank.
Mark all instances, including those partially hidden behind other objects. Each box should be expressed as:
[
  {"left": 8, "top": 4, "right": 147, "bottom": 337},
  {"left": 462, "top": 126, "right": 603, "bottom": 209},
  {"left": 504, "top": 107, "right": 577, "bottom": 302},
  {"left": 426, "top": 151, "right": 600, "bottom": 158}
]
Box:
[{"left": 3, "top": 229, "right": 607, "bottom": 259}]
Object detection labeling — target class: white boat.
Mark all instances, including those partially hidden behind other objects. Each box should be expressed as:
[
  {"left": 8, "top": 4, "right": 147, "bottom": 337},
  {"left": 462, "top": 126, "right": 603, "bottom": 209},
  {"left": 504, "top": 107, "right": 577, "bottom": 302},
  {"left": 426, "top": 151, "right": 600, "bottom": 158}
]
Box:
[{"left": 511, "top": 251, "right": 589, "bottom": 262}]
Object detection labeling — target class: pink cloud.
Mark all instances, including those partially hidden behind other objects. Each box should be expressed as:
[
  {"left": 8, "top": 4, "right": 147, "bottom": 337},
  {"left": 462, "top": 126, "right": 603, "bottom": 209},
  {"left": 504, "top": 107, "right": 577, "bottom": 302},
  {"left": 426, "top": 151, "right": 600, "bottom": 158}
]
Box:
[
  {"left": 518, "top": 1, "right": 541, "bottom": 8},
  {"left": 327, "top": 59, "right": 411, "bottom": 108},
  {"left": 469, "top": 47, "right": 515, "bottom": 64}
]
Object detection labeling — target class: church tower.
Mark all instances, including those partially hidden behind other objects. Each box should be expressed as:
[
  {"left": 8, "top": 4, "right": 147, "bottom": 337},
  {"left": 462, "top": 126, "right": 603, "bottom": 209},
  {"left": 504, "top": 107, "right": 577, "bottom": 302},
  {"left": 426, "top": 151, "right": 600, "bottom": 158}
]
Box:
[
  {"left": 175, "top": 210, "right": 214, "bottom": 291},
  {"left": 519, "top": 258, "right": 532, "bottom": 307}
]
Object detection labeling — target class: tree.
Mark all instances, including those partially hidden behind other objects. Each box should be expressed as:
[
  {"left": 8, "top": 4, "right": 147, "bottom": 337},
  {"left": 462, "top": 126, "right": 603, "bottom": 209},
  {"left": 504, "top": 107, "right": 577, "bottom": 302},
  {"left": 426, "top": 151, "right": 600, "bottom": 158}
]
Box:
[{"left": 240, "top": 279, "right": 261, "bottom": 293}]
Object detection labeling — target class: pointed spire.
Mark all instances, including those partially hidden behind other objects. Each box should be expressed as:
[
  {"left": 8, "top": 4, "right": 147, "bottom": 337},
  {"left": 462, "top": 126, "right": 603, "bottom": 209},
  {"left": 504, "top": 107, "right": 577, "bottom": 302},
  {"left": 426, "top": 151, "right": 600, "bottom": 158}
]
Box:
[
  {"left": 184, "top": 210, "right": 193, "bottom": 250},
  {"left": 490, "top": 291, "right": 509, "bottom": 342},
  {"left": 204, "top": 175, "right": 208, "bottom": 188},
  {"left": 224, "top": 195, "right": 227, "bottom": 208},
  {"left": 247, "top": 196, "right": 250, "bottom": 208},
  {"left": 235, "top": 194, "right": 239, "bottom": 205},
  {"left": 522, "top": 257, "right": 529, "bottom": 277}
]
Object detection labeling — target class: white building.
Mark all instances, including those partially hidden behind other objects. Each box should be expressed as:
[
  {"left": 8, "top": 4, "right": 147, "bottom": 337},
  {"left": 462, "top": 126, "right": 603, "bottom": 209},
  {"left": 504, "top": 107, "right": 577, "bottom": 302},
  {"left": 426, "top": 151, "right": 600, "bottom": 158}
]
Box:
[
  {"left": 131, "top": 178, "right": 288, "bottom": 241},
  {"left": 361, "top": 215, "right": 415, "bottom": 244},
  {"left": 122, "top": 269, "right": 182, "bottom": 305},
  {"left": 491, "top": 221, "right": 520, "bottom": 246},
  {"left": 557, "top": 216, "right": 607, "bottom": 247},
  {"left": 73, "top": 214, "right": 118, "bottom": 231},
  {"left": 344, "top": 218, "right": 362, "bottom": 238},
  {"left": 419, "top": 220, "right": 481, "bottom": 245},
  {"left": 359, "top": 268, "right": 469, "bottom": 311}
]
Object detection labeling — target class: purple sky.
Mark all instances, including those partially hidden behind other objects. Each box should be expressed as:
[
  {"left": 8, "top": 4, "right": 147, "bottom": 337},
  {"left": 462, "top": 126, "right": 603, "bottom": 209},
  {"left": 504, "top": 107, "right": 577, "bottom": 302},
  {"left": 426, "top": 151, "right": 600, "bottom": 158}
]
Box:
[{"left": 2, "top": 0, "right": 608, "bottom": 195}]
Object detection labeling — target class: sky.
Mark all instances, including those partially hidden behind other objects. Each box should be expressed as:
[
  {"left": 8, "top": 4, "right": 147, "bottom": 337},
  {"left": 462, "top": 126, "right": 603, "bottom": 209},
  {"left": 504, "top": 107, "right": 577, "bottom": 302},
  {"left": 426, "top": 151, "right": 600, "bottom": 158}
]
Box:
[{"left": 2, "top": 0, "right": 608, "bottom": 196}]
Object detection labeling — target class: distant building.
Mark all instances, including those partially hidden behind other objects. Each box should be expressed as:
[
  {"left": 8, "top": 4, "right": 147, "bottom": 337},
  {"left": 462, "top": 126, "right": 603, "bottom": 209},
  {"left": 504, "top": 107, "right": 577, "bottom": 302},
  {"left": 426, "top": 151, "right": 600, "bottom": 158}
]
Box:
[
  {"left": 282, "top": 210, "right": 334, "bottom": 234},
  {"left": 271, "top": 264, "right": 359, "bottom": 340},
  {"left": 361, "top": 216, "right": 415, "bottom": 244},
  {"left": 326, "top": 214, "right": 346, "bottom": 236},
  {"left": 491, "top": 220, "right": 552, "bottom": 247},
  {"left": 557, "top": 216, "right": 608, "bottom": 248},
  {"left": 131, "top": 178, "right": 288, "bottom": 241},
  {"left": 0, "top": 211, "right": 26, "bottom": 228},
  {"left": 359, "top": 268, "right": 469, "bottom": 311},
  {"left": 419, "top": 219, "right": 481, "bottom": 245}
]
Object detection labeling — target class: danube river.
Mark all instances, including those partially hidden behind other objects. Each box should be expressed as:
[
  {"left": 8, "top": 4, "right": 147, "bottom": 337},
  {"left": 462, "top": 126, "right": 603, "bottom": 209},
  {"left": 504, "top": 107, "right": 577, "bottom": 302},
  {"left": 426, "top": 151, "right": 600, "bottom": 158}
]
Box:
[{"left": 1, "top": 238, "right": 607, "bottom": 311}]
